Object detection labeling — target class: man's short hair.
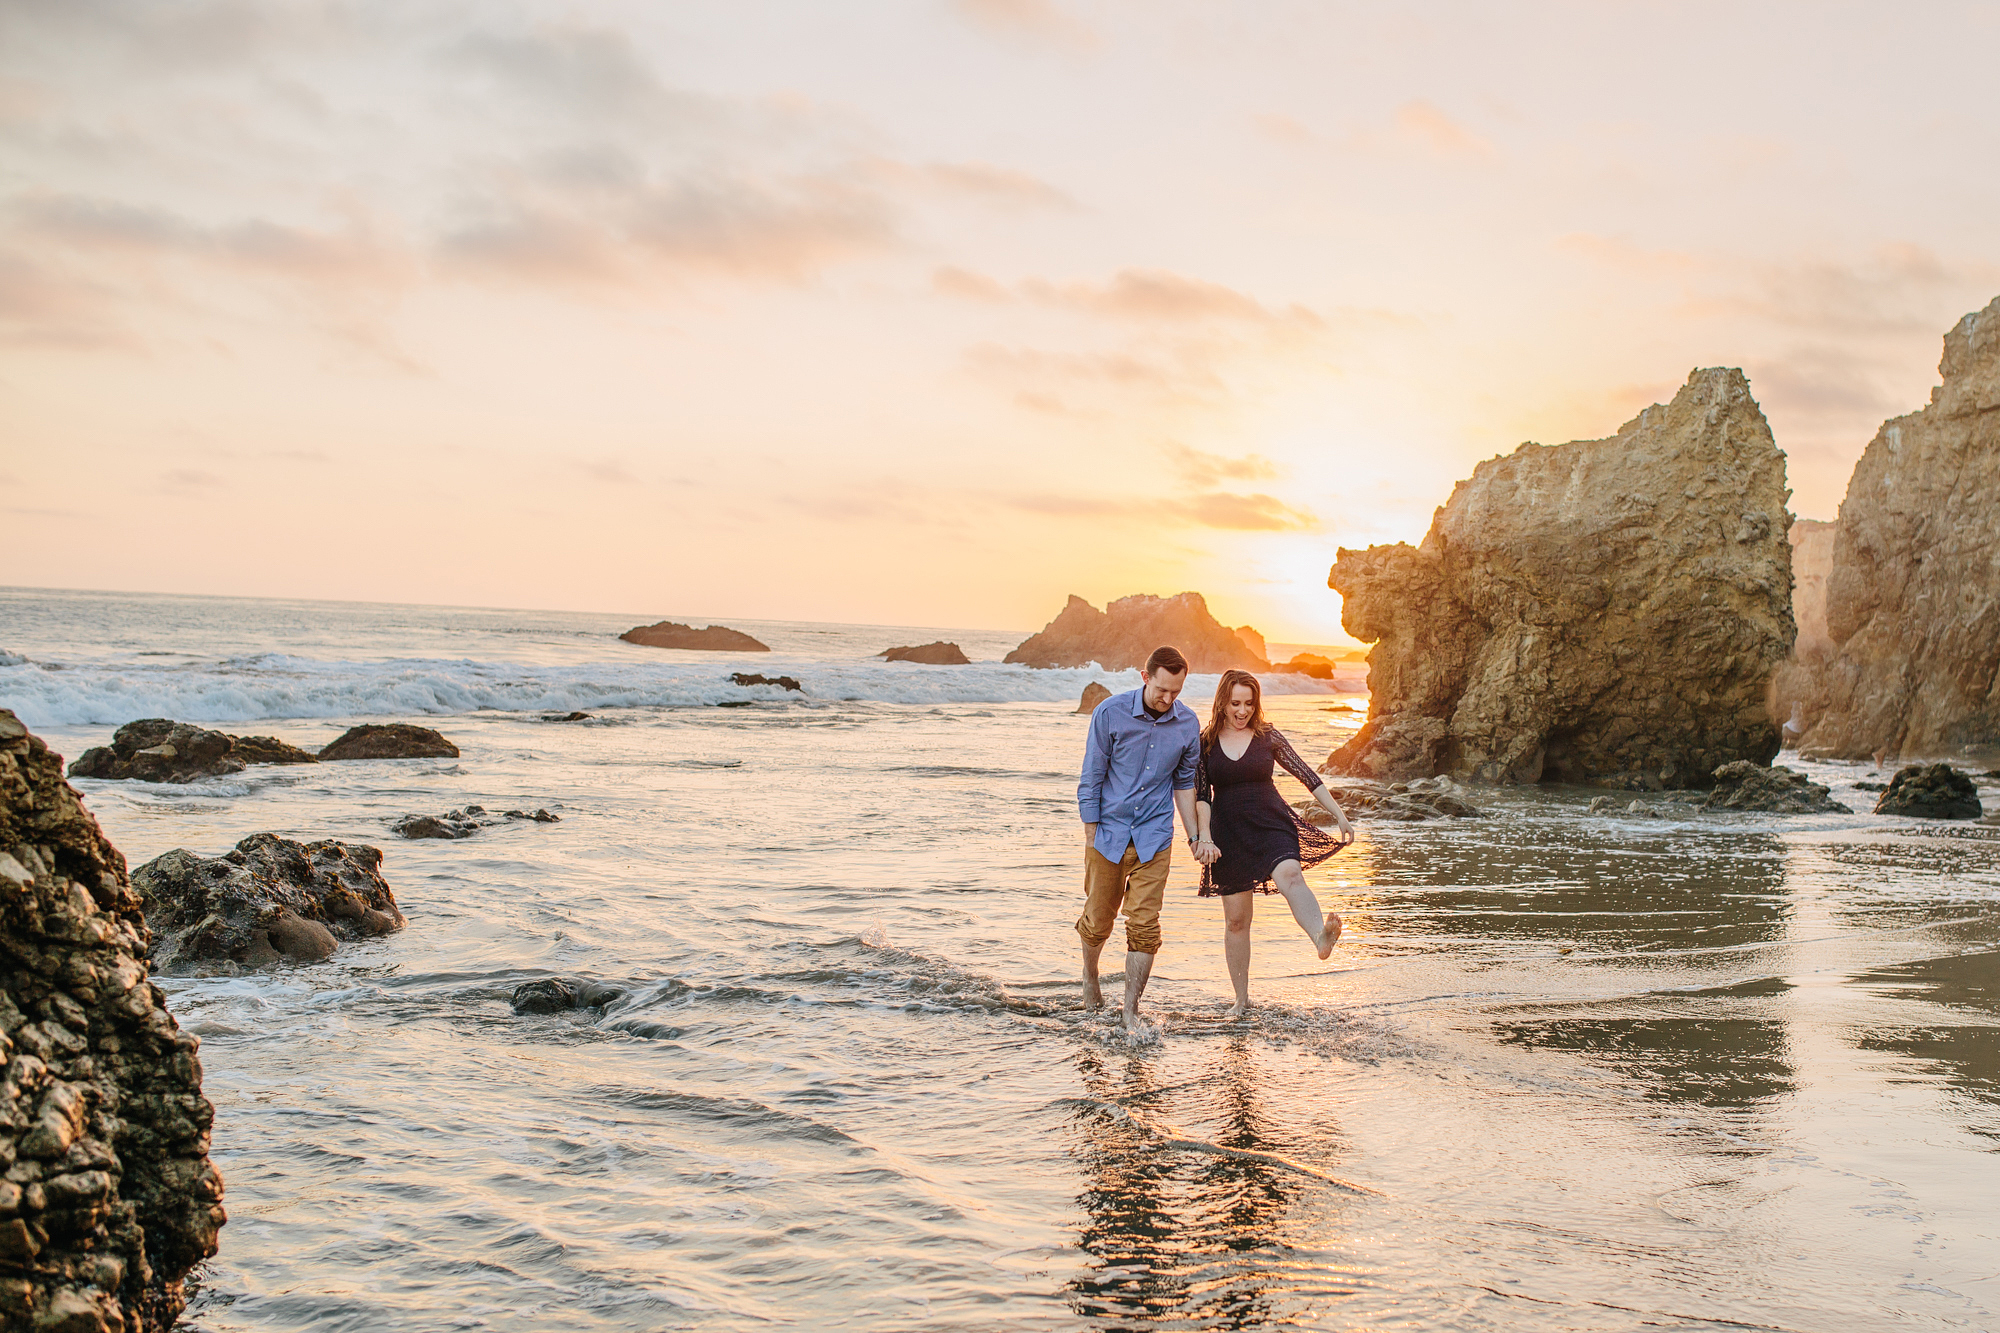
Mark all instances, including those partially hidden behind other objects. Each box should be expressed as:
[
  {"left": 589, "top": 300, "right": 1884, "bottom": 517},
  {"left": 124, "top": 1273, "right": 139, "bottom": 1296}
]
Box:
[{"left": 1145, "top": 645, "right": 1188, "bottom": 677}]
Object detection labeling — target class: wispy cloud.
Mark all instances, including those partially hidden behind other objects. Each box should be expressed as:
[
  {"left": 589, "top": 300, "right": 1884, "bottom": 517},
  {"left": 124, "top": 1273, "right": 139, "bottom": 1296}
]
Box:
[
  {"left": 1166, "top": 442, "right": 1278, "bottom": 488},
  {"left": 951, "top": 0, "right": 1097, "bottom": 51}
]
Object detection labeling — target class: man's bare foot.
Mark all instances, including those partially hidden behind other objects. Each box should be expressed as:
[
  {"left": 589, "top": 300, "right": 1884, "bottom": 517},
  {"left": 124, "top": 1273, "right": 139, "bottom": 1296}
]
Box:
[
  {"left": 1317, "top": 912, "right": 1343, "bottom": 960},
  {"left": 1122, "top": 1008, "right": 1148, "bottom": 1034},
  {"left": 1082, "top": 973, "right": 1103, "bottom": 1010},
  {"left": 1226, "top": 1000, "right": 1249, "bottom": 1019}
]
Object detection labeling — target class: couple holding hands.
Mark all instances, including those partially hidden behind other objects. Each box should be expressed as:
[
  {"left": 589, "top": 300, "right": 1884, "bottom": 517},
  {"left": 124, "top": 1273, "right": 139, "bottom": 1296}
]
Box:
[{"left": 1075, "top": 645, "right": 1355, "bottom": 1031}]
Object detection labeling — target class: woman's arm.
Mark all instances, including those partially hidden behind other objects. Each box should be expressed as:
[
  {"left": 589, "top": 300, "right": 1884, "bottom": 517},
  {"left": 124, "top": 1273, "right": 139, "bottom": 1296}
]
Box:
[
  {"left": 1270, "top": 727, "right": 1354, "bottom": 844},
  {"left": 1307, "top": 781, "right": 1355, "bottom": 845}
]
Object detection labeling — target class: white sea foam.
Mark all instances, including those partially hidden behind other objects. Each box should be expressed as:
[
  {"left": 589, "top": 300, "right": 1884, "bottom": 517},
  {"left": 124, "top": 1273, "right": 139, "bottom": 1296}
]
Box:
[{"left": 0, "top": 652, "right": 1348, "bottom": 727}]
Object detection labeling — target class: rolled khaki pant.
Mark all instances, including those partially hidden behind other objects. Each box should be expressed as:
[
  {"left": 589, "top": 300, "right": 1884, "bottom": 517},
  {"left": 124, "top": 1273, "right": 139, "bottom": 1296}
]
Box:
[{"left": 1076, "top": 842, "right": 1170, "bottom": 955}]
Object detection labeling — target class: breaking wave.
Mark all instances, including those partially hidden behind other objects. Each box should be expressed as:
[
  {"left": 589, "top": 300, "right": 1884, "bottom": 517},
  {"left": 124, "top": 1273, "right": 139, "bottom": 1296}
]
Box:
[{"left": 0, "top": 652, "right": 1351, "bottom": 727}]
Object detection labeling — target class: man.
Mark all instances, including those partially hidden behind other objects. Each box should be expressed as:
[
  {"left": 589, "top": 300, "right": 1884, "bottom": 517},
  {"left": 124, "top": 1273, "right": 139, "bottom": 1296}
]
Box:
[{"left": 1076, "top": 645, "right": 1203, "bottom": 1032}]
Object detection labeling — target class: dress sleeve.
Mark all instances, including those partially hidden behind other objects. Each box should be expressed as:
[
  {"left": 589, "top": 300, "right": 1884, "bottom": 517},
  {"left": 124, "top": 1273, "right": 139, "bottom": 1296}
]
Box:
[
  {"left": 1268, "top": 728, "right": 1324, "bottom": 791},
  {"left": 1194, "top": 737, "right": 1213, "bottom": 804}
]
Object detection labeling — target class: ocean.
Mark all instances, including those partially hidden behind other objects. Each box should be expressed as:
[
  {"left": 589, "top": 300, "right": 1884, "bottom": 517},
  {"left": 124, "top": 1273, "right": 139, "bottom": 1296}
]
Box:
[{"left": 3, "top": 586, "right": 1997, "bottom": 1332}]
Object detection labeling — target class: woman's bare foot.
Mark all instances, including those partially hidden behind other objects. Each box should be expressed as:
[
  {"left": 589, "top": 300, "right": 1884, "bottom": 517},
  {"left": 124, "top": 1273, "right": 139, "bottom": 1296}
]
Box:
[
  {"left": 1317, "top": 912, "right": 1343, "bottom": 960},
  {"left": 1226, "top": 1000, "right": 1250, "bottom": 1019}
]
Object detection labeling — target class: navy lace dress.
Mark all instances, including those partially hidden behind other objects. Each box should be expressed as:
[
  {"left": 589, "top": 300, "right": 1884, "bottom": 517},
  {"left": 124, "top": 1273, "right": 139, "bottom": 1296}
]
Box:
[{"left": 1196, "top": 727, "right": 1345, "bottom": 896}]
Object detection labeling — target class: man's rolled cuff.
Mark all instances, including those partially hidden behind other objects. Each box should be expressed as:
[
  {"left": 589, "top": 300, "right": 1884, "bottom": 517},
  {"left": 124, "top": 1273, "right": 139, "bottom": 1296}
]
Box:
[{"left": 1078, "top": 804, "right": 1101, "bottom": 823}]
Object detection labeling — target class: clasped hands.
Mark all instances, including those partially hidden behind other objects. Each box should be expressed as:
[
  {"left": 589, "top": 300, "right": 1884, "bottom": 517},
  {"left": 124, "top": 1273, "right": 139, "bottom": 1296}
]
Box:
[{"left": 1188, "top": 835, "right": 1222, "bottom": 865}]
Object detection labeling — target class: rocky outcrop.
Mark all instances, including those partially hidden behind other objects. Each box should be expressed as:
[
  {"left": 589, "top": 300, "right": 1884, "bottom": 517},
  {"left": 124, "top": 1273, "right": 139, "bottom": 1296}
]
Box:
[
  {"left": 316, "top": 723, "right": 458, "bottom": 761},
  {"left": 67, "top": 719, "right": 317, "bottom": 784},
  {"left": 1233, "top": 626, "right": 1267, "bottom": 660},
  {"left": 620, "top": 621, "right": 770, "bottom": 652},
  {"left": 1873, "top": 763, "right": 1982, "bottom": 819},
  {"left": 1005, "top": 593, "right": 1269, "bottom": 672},
  {"left": 1301, "top": 775, "right": 1485, "bottom": 822},
  {"left": 0, "top": 709, "right": 225, "bottom": 1331},
  {"left": 1075, "top": 682, "right": 1112, "bottom": 715},
  {"left": 1787, "top": 520, "right": 1839, "bottom": 657},
  {"left": 393, "top": 806, "right": 559, "bottom": 839},
  {"left": 729, "top": 673, "right": 802, "bottom": 692},
  {"left": 509, "top": 978, "right": 625, "bottom": 1015},
  {"left": 879, "top": 642, "right": 971, "bottom": 665},
  {"left": 131, "top": 834, "right": 405, "bottom": 975},
  {"left": 1699, "top": 761, "right": 1849, "bottom": 814},
  {"left": 1783, "top": 297, "right": 2000, "bottom": 761},
  {"left": 1327, "top": 368, "right": 1794, "bottom": 789}
]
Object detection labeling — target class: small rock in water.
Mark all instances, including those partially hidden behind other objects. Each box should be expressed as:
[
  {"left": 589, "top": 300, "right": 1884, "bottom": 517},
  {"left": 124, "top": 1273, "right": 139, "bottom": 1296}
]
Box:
[
  {"left": 318, "top": 722, "right": 459, "bottom": 761},
  {"left": 717, "top": 700, "right": 755, "bottom": 708},
  {"left": 1873, "top": 764, "right": 1982, "bottom": 820},
  {"left": 1076, "top": 682, "right": 1112, "bottom": 715},
  {"left": 879, "top": 641, "right": 971, "bottom": 665},
  {"left": 729, "top": 672, "right": 803, "bottom": 691},
  {"left": 1855, "top": 780, "right": 1888, "bottom": 791},
  {"left": 1700, "top": 761, "right": 1850, "bottom": 814},
  {"left": 504, "top": 808, "right": 560, "bottom": 822},
  {"left": 510, "top": 978, "right": 625, "bottom": 1014},
  {"left": 543, "top": 711, "right": 592, "bottom": 722},
  {"left": 395, "top": 812, "right": 481, "bottom": 839}
]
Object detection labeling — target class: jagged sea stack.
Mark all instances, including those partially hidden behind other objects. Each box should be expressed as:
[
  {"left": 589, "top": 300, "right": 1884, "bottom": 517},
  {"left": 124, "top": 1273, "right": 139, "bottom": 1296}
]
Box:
[
  {"left": 0, "top": 710, "right": 225, "bottom": 1331},
  {"left": 1327, "top": 368, "right": 1795, "bottom": 787},
  {"left": 1787, "top": 296, "right": 2000, "bottom": 760}
]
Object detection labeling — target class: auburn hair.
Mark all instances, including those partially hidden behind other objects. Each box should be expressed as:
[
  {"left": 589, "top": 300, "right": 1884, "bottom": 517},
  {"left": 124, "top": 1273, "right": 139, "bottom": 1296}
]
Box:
[{"left": 1203, "top": 668, "right": 1269, "bottom": 744}]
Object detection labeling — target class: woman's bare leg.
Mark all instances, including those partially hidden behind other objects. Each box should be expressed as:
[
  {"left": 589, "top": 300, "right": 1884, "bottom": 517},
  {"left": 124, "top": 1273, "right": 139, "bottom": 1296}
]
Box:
[
  {"left": 1222, "top": 892, "right": 1254, "bottom": 1016},
  {"left": 1270, "top": 860, "right": 1341, "bottom": 960}
]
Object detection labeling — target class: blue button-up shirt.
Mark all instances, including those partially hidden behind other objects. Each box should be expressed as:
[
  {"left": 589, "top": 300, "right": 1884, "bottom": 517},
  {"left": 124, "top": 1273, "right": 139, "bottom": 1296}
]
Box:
[{"left": 1077, "top": 688, "right": 1202, "bottom": 863}]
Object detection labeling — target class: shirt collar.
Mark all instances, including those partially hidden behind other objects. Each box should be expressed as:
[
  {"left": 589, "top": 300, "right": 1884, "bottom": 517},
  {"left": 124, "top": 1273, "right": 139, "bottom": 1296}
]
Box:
[{"left": 1129, "top": 688, "right": 1187, "bottom": 723}]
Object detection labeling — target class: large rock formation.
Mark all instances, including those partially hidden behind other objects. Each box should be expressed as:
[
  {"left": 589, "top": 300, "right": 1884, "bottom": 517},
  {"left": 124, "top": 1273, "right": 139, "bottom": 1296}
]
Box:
[
  {"left": 0, "top": 709, "right": 225, "bottom": 1331},
  {"left": 1005, "top": 594, "right": 1269, "bottom": 672},
  {"left": 1699, "top": 761, "right": 1849, "bottom": 814},
  {"left": 131, "top": 834, "right": 405, "bottom": 975},
  {"left": 620, "top": 621, "right": 770, "bottom": 652},
  {"left": 68, "top": 720, "right": 317, "bottom": 784},
  {"left": 1327, "top": 368, "right": 1794, "bottom": 787},
  {"left": 316, "top": 724, "right": 457, "bottom": 762},
  {"left": 1784, "top": 296, "right": 2000, "bottom": 761},
  {"left": 878, "top": 642, "right": 971, "bottom": 665},
  {"left": 1787, "top": 520, "right": 1839, "bottom": 657}
]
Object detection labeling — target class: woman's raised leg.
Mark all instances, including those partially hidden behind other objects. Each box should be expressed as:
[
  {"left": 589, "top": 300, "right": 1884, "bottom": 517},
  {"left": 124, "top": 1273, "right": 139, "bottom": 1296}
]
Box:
[
  {"left": 1270, "top": 860, "right": 1341, "bottom": 960},
  {"left": 1222, "top": 891, "right": 1254, "bottom": 1016}
]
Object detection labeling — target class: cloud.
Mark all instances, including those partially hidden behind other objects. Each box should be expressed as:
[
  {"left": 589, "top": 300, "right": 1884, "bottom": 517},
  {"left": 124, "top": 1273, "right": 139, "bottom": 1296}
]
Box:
[
  {"left": 1166, "top": 442, "right": 1278, "bottom": 488},
  {"left": 951, "top": 0, "right": 1097, "bottom": 51},
  {"left": 1169, "top": 491, "right": 1316, "bottom": 532},
  {"left": 1392, "top": 100, "right": 1491, "bottom": 157},
  {"left": 448, "top": 24, "right": 698, "bottom": 126},
  {"left": 869, "top": 159, "right": 1074, "bottom": 210},
  {"left": 1022, "top": 269, "right": 1322, "bottom": 329},
  {"left": 932, "top": 265, "right": 1010, "bottom": 302}
]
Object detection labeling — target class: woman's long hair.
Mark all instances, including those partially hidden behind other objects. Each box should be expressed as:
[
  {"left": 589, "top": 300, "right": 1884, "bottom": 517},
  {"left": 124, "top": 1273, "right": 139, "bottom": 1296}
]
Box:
[{"left": 1203, "top": 668, "right": 1269, "bottom": 744}]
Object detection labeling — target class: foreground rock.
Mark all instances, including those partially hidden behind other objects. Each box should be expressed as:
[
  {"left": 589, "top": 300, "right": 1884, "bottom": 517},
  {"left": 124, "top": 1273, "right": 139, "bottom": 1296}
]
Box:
[
  {"left": 1327, "top": 368, "right": 1793, "bottom": 788},
  {"left": 1699, "top": 761, "right": 1850, "bottom": 814},
  {"left": 542, "top": 711, "right": 592, "bottom": 723},
  {"left": 879, "top": 642, "right": 971, "bottom": 665},
  {"left": 1784, "top": 297, "right": 2000, "bottom": 761},
  {"left": 1005, "top": 593, "right": 1269, "bottom": 672},
  {"left": 1873, "top": 764, "right": 1982, "bottom": 819},
  {"left": 0, "top": 709, "right": 225, "bottom": 1330},
  {"left": 317, "top": 723, "right": 458, "bottom": 761},
  {"left": 621, "top": 621, "right": 770, "bottom": 652},
  {"left": 510, "top": 978, "right": 626, "bottom": 1014},
  {"left": 68, "top": 719, "right": 318, "bottom": 784},
  {"left": 131, "top": 834, "right": 405, "bottom": 974},
  {"left": 1075, "top": 682, "right": 1112, "bottom": 715},
  {"left": 729, "top": 673, "right": 802, "bottom": 691},
  {"left": 394, "top": 806, "right": 559, "bottom": 839}
]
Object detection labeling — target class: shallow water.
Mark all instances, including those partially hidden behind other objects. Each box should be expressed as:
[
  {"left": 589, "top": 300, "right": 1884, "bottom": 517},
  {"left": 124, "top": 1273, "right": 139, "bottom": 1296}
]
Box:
[{"left": 5, "top": 590, "right": 1998, "bottom": 1331}]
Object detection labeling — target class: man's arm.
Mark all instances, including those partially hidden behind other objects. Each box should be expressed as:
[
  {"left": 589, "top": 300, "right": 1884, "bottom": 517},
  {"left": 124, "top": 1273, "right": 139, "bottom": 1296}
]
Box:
[
  {"left": 1078, "top": 705, "right": 1112, "bottom": 832},
  {"left": 1173, "top": 784, "right": 1198, "bottom": 848}
]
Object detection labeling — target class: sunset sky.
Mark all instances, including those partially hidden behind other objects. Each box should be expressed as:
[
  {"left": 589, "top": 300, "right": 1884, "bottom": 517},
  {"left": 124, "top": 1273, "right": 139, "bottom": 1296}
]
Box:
[{"left": 3, "top": 1, "right": 1997, "bottom": 642}]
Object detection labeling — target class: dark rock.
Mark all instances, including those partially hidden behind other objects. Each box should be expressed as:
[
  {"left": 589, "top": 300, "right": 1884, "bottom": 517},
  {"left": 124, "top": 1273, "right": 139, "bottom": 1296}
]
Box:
[
  {"left": 879, "top": 641, "right": 971, "bottom": 665},
  {"left": 395, "top": 806, "right": 559, "bottom": 838},
  {"left": 1701, "top": 761, "right": 1851, "bottom": 814},
  {"left": 1856, "top": 780, "right": 1888, "bottom": 791},
  {"left": 716, "top": 701, "right": 754, "bottom": 709},
  {"left": 621, "top": 621, "right": 770, "bottom": 651},
  {"left": 1076, "top": 682, "right": 1112, "bottom": 715},
  {"left": 503, "top": 809, "right": 559, "bottom": 823},
  {"left": 510, "top": 977, "right": 625, "bottom": 1014},
  {"left": 131, "top": 833, "right": 406, "bottom": 974},
  {"left": 66, "top": 719, "right": 321, "bottom": 782},
  {"left": 1005, "top": 592, "right": 1269, "bottom": 672},
  {"left": 0, "top": 709, "right": 225, "bottom": 1330},
  {"left": 729, "top": 673, "right": 802, "bottom": 691},
  {"left": 1874, "top": 764, "right": 1982, "bottom": 820},
  {"left": 1275, "top": 653, "right": 1335, "bottom": 679},
  {"left": 225, "top": 734, "right": 318, "bottom": 765},
  {"left": 1586, "top": 796, "right": 1685, "bottom": 819},
  {"left": 543, "top": 711, "right": 592, "bottom": 722},
  {"left": 67, "top": 719, "right": 245, "bottom": 784},
  {"left": 1303, "top": 775, "right": 1485, "bottom": 823},
  {"left": 317, "top": 723, "right": 459, "bottom": 761}
]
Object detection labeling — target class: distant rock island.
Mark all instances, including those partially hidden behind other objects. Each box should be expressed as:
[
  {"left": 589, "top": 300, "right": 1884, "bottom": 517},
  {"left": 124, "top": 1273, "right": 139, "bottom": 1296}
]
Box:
[
  {"left": 1777, "top": 295, "right": 2000, "bottom": 761},
  {"left": 1005, "top": 593, "right": 1269, "bottom": 672},
  {"left": 621, "top": 620, "right": 771, "bottom": 652},
  {"left": 879, "top": 641, "right": 970, "bottom": 665},
  {"left": 1328, "top": 367, "right": 1794, "bottom": 787}
]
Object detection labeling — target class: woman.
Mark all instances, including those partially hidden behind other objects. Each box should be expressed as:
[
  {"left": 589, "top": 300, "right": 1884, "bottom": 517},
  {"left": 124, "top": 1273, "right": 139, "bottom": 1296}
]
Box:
[{"left": 1190, "top": 668, "right": 1355, "bottom": 1017}]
